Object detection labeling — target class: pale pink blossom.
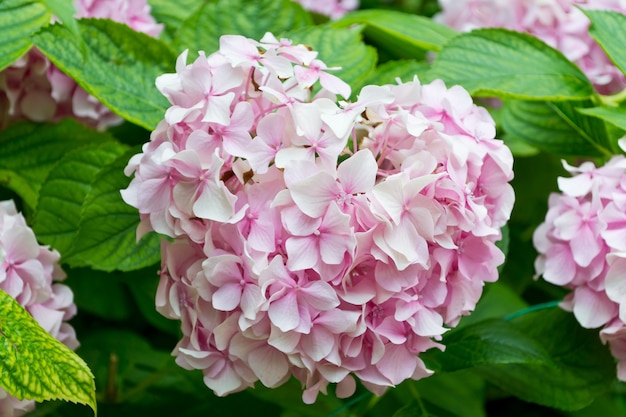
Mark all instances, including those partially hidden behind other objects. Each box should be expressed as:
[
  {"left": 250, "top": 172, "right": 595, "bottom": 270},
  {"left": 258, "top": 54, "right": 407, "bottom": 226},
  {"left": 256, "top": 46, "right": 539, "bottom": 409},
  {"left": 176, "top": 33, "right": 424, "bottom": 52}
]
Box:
[
  {"left": 534, "top": 142, "right": 626, "bottom": 381},
  {"left": 0, "top": 0, "right": 163, "bottom": 130},
  {"left": 0, "top": 200, "right": 78, "bottom": 416},
  {"left": 123, "top": 33, "right": 514, "bottom": 403},
  {"left": 436, "top": 0, "right": 626, "bottom": 94},
  {"left": 293, "top": 0, "right": 359, "bottom": 19}
]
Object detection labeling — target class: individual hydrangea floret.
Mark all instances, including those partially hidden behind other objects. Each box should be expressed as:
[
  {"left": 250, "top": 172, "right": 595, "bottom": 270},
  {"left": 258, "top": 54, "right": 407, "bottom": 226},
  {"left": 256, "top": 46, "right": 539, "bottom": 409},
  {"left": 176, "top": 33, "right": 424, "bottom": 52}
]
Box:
[
  {"left": 122, "top": 32, "right": 515, "bottom": 403},
  {"left": 293, "top": 0, "right": 359, "bottom": 19},
  {"left": 435, "top": 0, "right": 626, "bottom": 94},
  {"left": 0, "top": 0, "right": 163, "bottom": 130},
  {"left": 0, "top": 200, "right": 78, "bottom": 416},
  {"left": 534, "top": 138, "right": 626, "bottom": 380}
]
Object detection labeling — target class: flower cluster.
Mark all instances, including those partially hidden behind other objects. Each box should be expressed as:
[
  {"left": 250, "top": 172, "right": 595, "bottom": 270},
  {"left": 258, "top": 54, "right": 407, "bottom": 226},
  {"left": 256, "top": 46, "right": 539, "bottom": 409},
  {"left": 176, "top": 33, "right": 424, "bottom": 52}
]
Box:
[
  {"left": 122, "top": 33, "right": 514, "bottom": 402},
  {"left": 0, "top": 200, "right": 78, "bottom": 416},
  {"left": 293, "top": 0, "right": 359, "bottom": 19},
  {"left": 435, "top": 0, "right": 626, "bottom": 94},
  {"left": 534, "top": 140, "right": 626, "bottom": 380},
  {"left": 0, "top": 0, "right": 163, "bottom": 130}
]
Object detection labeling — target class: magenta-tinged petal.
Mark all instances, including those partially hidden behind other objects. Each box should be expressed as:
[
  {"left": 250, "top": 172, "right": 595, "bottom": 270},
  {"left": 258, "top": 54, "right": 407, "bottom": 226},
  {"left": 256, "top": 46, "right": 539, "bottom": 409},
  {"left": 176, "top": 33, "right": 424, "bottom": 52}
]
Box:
[
  {"left": 301, "top": 327, "right": 335, "bottom": 361},
  {"left": 290, "top": 171, "right": 338, "bottom": 218},
  {"left": 248, "top": 345, "right": 289, "bottom": 388},
  {"left": 212, "top": 283, "right": 242, "bottom": 312},
  {"left": 572, "top": 286, "right": 617, "bottom": 329},
  {"left": 285, "top": 236, "right": 319, "bottom": 271},
  {"left": 375, "top": 344, "right": 417, "bottom": 385},
  {"left": 569, "top": 224, "right": 603, "bottom": 268},
  {"left": 606, "top": 256, "right": 626, "bottom": 322},
  {"left": 337, "top": 150, "right": 378, "bottom": 195},
  {"left": 268, "top": 291, "right": 300, "bottom": 332},
  {"left": 301, "top": 281, "right": 339, "bottom": 311}
]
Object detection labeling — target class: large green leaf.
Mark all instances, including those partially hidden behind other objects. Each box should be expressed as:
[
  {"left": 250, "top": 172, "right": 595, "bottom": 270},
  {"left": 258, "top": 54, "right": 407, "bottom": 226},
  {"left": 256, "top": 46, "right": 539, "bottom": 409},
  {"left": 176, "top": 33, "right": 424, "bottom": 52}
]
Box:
[
  {"left": 429, "top": 29, "right": 595, "bottom": 100},
  {"left": 0, "top": 0, "right": 51, "bottom": 71},
  {"left": 33, "top": 144, "right": 160, "bottom": 272},
  {"left": 358, "top": 59, "right": 431, "bottom": 91},
  {"left": 428, "top": 319, "right": 554, "bottom": 372},
  {"left": 501, "top": 99, "right": 612, "bottom": 156},
  {"left": 577, "top": 105, "right": 626, "bottom": 133},
  {"left": 63, "top": 150, "right": 161, "bottom": 271},
  {"left": 33, "top": 141, "right": 127, "bottom": 254},
  {"left": 478, "top": 308, "right": 616, "bottom": 411},
  {"left": 287, "top": 25, "right": 377, "bottom": 97},
  {"left": 0, "top": 289, "right": 96, "bottom": 412},
  {"left": 333, "top": 9, "right": 457, "bottom": 56},
  {"left": 38, "top": 0, "right": 79, "bottom": 40},
  {"left": 146, "top": 0, "right": 201, "bottom": 42},
  {"left": 173, "top": 0, "right": 313, "bottom": 57},
  {"left": 583, "top": 9, "right": 626, "bottom": 76},
  {"left": 0, "top": 120, "right": 110, "bottom": 210},
  {"left": 32, "top": 18, "right": 176, "bottom": 130},
  {"left": 392, "top": 370, "right": 486, "bottom": 417}
]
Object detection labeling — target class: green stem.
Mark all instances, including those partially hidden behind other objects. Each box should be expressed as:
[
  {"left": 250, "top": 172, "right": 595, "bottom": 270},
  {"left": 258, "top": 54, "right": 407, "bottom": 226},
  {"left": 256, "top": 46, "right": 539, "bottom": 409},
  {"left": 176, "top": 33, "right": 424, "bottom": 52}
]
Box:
[{"left": 504, "top": 301, "right": 561, "bottom": 321}]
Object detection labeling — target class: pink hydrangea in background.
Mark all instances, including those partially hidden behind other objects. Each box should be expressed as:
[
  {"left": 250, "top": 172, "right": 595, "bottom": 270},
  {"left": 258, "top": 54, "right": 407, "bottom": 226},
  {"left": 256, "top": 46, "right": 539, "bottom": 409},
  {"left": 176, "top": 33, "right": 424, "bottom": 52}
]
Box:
[
  {"left": 0, "top": 0, "right": 163, "bottom": 130},
  {"left": 122, "top": 32, "right": 514, "bottom": 402},
  {"left": 534, "top": 138, "right": 626, "bottom": 380},
  {"left": 293, "top": 0, "right": 359, "bottom": 19},
  {"left": 435, "top": 0, "right": 626, "bottom": 95},
  {"left": 0, "top": 200, "right": 78, "bottom": 416}
]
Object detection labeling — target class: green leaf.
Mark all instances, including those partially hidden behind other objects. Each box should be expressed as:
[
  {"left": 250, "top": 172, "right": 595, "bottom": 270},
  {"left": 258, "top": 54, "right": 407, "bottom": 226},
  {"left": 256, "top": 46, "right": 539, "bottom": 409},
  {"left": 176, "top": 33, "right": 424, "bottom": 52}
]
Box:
[
  {"left": 397, "top": 370, "right": 486, "bottom": 417},
  {"left": 32, "top": 18, "right": 176, "bottom": 130},
  {"left": 456, "top": 282, "right": 528, "bottom": 329},
  {"left": 0, "top": 0, "right": 51, "bottom": 71},
  {"left": 501, "top": 100, "right": 612, "bottom": 156},
  {"left": 359, "top": 59, "right": 430, "bottom": 90},
  {"left": 333, "top": 9, "right": 457, "bottom": 55},
  {"left": 480, "top": 308, "right": 616, "bottom": 411},
  {"left": 429, "top": 29, "right": 595, "bottom": 100},
  {"left": 64, "top": 267, "right": 134, "bottom": 321},
  {"left": 125, "top": 268, "right": 181, "bottom": 335},
  {"left": 63, "top": 149, "right": 161, "bottom": 271},
  {"left": 287, "top": 25, "right": 377, "bottom": 97},
  {"left": 173, "top": 0, "right": 312, "bottom": 57},
  {"left": 428, "top": 319, "right": 554, "bottom": 372},
  {"left": 0, "top": 120, "right": 108, "bottom": 209},
  {"left": 0, "top": 289, "right": 96, "bottom": 411},
  {"left": 583, "top": 9, "right": 626, "bottom": 76},
  {"left": 38, "top": 0, "right": 80, "bottom": 40},
  {"left": 33, "top": 141, "right": 127, "bottom": 255},
  {"left": 146, "top": 0, "right": 202, "bottom": 42},
  {"left": 577, "top": 105, "right": 626, "bottom": 132}
]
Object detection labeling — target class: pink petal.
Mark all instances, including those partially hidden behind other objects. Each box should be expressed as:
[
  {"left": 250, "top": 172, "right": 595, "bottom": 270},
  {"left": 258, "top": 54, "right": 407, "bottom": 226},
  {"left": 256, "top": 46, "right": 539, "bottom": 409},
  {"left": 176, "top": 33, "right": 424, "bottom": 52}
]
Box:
[
  {"left": 572, "top": 286, "right": 617, "bottom": 328},
  {"left": 269, "top": 291, "right": 300, "bottom": 331},
  {"left": 337, "top": 150, "right": 378, "bottom": 195},
  {"left": 301, "top": 281, "right": 339, "bottom": 310},
  {"left": 248, "top": 346, "right": 289, "bottom": 388},
  {"left": 285, "top": 236, "right": 319, "bottom": 271}
]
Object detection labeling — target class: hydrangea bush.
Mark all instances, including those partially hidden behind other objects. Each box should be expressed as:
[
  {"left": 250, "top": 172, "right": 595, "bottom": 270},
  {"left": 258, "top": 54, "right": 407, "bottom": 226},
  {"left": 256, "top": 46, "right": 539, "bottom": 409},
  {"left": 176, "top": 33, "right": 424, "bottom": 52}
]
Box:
[
  {"left": 121, "top": 33, "right": 514, "bottom": 401},
  {"left": 534, "top": 138, "right": 626, "bottom": 380},
  {"left": 0, "top": 0, "right": 162, "bottom": 130},
  {"left": 435, "top": 0, "right": 626, "bottom": 94},
  {"left": 0, "top": 200, "right": 78, "bottom": 416},
  {"left": 2, "top": 0, "right": 626, "bottom": 416}
]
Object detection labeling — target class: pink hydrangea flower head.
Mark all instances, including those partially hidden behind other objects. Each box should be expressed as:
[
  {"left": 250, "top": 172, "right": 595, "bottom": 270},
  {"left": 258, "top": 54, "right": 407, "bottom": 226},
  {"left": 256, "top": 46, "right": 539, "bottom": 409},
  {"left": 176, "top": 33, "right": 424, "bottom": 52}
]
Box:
[
  {"left": 293, "top": 0, "right": 359, "bottom": 19},
  {"left": 122, "top": 33, "right": 514, "bottom": 402},
  {"left": 435, "top": 0, "right": 626, "bottom": 94},
  {"left": 0, "top": 200, "right": 78, "bottom": 416},
  {"left": 534, "top": 139, "right": 626, "bottom": 379},
  {"left": 0, "top": 0, "right": 163, "bottom": 130}
]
